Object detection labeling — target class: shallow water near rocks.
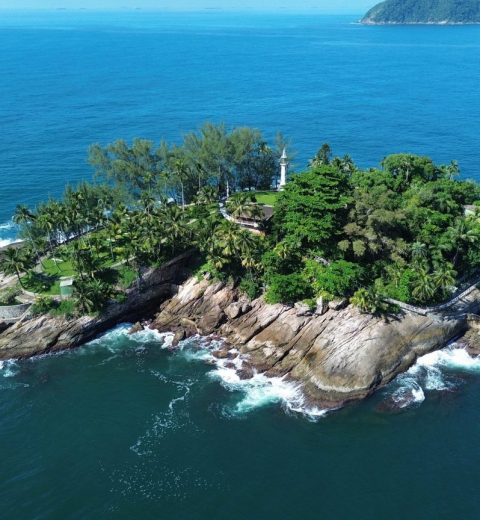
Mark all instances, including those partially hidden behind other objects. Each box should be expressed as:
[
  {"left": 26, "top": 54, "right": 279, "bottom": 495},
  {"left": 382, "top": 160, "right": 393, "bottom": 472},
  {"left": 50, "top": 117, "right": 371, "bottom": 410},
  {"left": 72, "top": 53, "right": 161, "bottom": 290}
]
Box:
[{"left": 1, "top": 325, "right": 480, "bottom": 519}]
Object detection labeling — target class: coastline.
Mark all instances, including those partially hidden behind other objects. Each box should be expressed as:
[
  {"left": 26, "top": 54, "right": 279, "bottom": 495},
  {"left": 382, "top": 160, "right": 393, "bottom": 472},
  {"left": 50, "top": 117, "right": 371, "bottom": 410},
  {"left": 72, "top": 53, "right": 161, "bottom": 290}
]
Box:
[
  {"left": 149, "top": 276, "right": 479, "bottom": 408},
  {"left": 2, "top": 271, "right": 479, "bottom": 408},
  {"left": 361, "top": 20, "right": 480, "bottom": 25}
]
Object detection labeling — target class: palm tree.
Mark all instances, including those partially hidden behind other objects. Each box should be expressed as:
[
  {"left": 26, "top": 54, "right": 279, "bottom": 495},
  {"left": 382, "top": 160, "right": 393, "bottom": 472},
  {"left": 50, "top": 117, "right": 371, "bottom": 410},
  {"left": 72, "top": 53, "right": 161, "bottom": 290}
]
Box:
[
  {"left": 13, "top": 204, "right": 43, "bottom": 264},
  {"left": 0, "top": 247, "right": 34, "bottom": 288},
  {"left": 432, "top": 263, "right": 457, "bottom": 297},
  {"left": 215, "top": 220, "right": 241, "bottom": 257},
  {"left": 172, "top": 158, "right": 190, "bottom": 210},
  {"left": 227, "top": 194, "right": 263, "bottom": 221},
  {"left": 195, "top": 186, "right": 218, "bottom": 205},
  {"left": 411, "top": 241, "right": 428, "bottom": 264},
  {"left": 448, "top": 219, "right": 479, "bottom": 266},
  {"left": 140, "top": 191, "right": 155, "bottom": 215},
  {"left": 412, "top": 268, "right": 437, "bottom": 303},
  {"left": 73, "top": 279, "right": 100, "bottom": 314}
]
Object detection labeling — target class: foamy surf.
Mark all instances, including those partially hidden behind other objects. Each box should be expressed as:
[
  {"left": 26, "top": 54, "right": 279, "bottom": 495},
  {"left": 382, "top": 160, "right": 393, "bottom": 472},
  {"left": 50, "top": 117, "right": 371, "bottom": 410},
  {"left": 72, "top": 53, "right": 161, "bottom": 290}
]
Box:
[
  {"left": 84, "top": 323, "right": 174, "bottom": 353},
  {"left": 0, "top": 220, "right": 22, "bottom": 248},
  {"left": 175, "top": 335, "right": 329, "bottom": 420},
  {"left": 383, "top": 343, "right": 480, "bottom": 410},
  {"left": 0, "top": 359, "right": 19, "bottom": 378}
]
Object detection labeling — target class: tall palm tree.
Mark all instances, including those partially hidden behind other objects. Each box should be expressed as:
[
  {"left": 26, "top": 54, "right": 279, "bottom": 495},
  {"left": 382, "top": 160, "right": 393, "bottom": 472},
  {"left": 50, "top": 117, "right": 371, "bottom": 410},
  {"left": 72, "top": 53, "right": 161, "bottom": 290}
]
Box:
[
  {"left": 173, "top": 158, "right": 190, "bottom": 210},
  {"left": 13, "top": 204, "right": 43, "bottom": 263},
  {"left": 448, "top": 219, "right": 479, "bottom": 266},
  {"left": 37, "top": 204, "right": 61, "bottom": 269},
  {"left": 0, "top": 247, "right": 34, "bottom": 288},
  {"left": 432, "top": 263, "right": 457, "bottom": 297},
  {"left": 412, "top": 268, "right": 436, "bottom": 303}
]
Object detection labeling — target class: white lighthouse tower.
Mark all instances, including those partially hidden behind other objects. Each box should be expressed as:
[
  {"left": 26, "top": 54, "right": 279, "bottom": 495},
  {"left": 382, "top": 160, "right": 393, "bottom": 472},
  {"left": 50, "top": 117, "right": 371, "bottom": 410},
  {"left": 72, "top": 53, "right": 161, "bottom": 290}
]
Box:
[{"left": 279, "top": 148, "right": 288, "bottom": 190}]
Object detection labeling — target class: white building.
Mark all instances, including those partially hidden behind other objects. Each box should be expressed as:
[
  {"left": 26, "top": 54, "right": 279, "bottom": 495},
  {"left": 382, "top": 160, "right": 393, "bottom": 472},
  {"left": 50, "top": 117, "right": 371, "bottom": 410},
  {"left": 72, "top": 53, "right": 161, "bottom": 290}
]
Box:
[{"left": 279, "top": 148, "right": 288, "bottom": 190}]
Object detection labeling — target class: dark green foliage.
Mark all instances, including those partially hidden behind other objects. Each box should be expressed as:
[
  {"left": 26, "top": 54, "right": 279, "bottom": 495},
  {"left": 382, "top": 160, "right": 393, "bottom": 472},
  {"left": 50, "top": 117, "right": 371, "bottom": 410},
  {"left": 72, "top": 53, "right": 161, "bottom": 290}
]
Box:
[
  {"left": 0, "top": 287, "right": 21, "bottom": 306},
  {"left": 239, "top": 273, "right": 262, "bottom": 300},
  {"left": 350, "top": 288, "right": 392, "bottom": 314},
  {"left": 264, "top": 273, "right": 312, "bottom": 304},
  {"left": 90, "top": 123, "right": 279, "bottom": 204},
  {"left": 273, "top": 165, "right": 352, "bottom": 253},
  {"left": 31, "top": 297, "right": 54, "bottom": 316},
  {"left": 304, "top": 260, "right": 365, "bottom": 298},
  {"left": 5, "top": 126, "right": 480, "bottom": 315},
  {"left": 362, "top": 0, "right": 480, "bottom": 24},
  {"left": 49, "top": 300, "right": 76, "bottom": 318},
  {"left": 378, "top": 268, "right": 417, "bottom": 303}
]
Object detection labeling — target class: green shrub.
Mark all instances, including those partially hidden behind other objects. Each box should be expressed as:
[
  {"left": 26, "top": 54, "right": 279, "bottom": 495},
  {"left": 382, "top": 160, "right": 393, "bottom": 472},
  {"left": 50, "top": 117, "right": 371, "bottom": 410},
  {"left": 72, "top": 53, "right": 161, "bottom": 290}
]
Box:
[
  {"left": 114, "top": 292, "right": 128, "bottom": 304},
  {"left": 118, "top": 267, "right": 137, "bottom": 289},
  {"left": 380, "top": 268, "right": 417, "bottom": 303},
  {"left": 350, "top": 288, "right": 390, "bottom": 314},
  {"left": 0, "top": 287, "right": 21, "bottom": 306},
  {"left": 31, "top": 296, "right": 56, "bottom": 316},
  {"left": 261, "top": 249, "right": 302, "bottom": 283},
  {"left": 239, "top": 273, "right": 262, "bottom": 300},
  {"left": 304, "top": 259, "right": 365, "bottom": 298},
  {"left": 302, "top": 298, "right": 317, "bottom": 311},
  {"left": 195, "top": 260, "right": 227, "bottom": 282},
  {"left": 49, "top": 300, "right": 76, "bottom": 318},
  {"left": 264, "top": 273, "right": 312, "bottom": 304}
]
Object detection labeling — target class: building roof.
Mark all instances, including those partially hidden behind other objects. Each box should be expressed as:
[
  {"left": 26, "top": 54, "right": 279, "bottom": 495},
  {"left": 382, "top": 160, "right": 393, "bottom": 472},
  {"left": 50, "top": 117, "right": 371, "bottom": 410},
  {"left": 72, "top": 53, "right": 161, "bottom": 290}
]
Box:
[{"left": 237, "top": 205, "right": 274, "bottom": 222}]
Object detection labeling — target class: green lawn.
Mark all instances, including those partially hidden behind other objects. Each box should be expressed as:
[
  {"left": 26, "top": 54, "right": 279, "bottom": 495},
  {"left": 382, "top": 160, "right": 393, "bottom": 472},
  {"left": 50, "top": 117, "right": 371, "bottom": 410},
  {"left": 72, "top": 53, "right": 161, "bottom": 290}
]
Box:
[
  {"left": 251, "top": 191, "right": 278, "bottom": 205},
  {"left": 42, "top": 258, "right": 75, "bottom": 277}
]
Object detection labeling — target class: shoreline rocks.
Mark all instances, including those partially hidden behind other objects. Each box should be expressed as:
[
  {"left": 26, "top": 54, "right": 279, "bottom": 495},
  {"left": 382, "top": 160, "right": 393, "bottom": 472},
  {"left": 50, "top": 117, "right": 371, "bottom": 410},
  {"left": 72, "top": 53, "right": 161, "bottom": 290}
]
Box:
[
  {"left": 151, "top": 277, "right": 480, "bottom": 408},
  {"left": 2, "top": 266, "right": 480, "bottom": 409}
]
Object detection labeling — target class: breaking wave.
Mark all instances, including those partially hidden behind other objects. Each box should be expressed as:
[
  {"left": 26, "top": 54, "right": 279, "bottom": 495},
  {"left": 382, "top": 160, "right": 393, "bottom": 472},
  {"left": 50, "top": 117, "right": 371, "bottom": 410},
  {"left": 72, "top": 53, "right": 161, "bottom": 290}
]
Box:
[
  {"left": 82, "top": 323, "right": 173, "bottom": 354},
  {"left": 0, "top": 220, "right": 22, "bottom": 248},
  {"left": 0, "top": 359, "right": 20, "bottom": 378},
  {"left": 382, "top": 343, "right": 480, "bottom": 410},
  {"left": 177, "top": 335, "right": 329, "bottom": 421}
]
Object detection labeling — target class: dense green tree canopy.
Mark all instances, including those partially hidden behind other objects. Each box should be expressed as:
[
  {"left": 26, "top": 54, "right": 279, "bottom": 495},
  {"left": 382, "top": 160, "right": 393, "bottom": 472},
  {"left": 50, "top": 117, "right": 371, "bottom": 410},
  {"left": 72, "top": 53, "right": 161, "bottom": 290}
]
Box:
[{"left": 362, "top": 0, "right": 480, "bottom": 24}]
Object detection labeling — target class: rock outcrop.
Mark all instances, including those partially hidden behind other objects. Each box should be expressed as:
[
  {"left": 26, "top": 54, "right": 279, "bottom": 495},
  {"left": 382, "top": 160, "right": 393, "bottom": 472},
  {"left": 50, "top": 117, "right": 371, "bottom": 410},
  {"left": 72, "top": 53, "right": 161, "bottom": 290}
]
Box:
[
  {"left": 0, "top": 252, "right": 192, "bottom": 360},
  {"left": 152, "top": 277, "right": 480, "bottom": 407},
  {"left": 2, "top": 262, "right": 479, "bottom": 408}
]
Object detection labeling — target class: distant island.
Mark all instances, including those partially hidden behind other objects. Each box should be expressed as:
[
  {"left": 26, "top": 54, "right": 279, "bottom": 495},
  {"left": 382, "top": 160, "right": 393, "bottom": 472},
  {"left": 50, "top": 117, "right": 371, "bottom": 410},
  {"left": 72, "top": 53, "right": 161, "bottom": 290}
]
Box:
[{"left": 362, "top": 0, "right": 480, "bottom": 25}]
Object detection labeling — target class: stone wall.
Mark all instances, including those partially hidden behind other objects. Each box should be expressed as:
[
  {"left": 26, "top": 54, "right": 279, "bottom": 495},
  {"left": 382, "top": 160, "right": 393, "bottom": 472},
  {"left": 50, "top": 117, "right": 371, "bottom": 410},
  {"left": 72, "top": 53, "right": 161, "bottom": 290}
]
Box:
[{"left": 0, "top": 303, "right": 31, "bottom": 321}]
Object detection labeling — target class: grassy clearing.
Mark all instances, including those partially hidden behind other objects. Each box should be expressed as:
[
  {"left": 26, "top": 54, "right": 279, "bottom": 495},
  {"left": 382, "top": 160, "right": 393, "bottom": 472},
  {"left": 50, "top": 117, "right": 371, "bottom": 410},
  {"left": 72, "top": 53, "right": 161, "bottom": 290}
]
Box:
[
  {"left": 42, "top": 258, "right": 75, "bottom": 277},
  {"left": 251, "top": 191, "right": 278, "bottom": 205}
]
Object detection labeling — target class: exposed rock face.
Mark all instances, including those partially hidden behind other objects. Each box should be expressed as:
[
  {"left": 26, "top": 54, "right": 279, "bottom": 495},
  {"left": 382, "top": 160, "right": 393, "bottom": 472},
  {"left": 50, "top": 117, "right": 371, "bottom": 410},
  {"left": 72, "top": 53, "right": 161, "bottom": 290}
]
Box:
[
  {"left": 0, "top": 253, "right": 192, "bottom": 360},
  {"left": 2, "top": 262, "right": 479, "bottom": 408},
  {"left": 152, "top": 277, "right": 480, "bottom": 407}
]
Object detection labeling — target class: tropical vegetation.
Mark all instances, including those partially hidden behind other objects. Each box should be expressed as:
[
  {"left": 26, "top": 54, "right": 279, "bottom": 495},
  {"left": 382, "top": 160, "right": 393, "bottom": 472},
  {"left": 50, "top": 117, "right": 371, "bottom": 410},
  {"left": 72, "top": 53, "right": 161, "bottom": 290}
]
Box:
[{"left": 2, "top": 122, "right": 480, "bottom": 317}]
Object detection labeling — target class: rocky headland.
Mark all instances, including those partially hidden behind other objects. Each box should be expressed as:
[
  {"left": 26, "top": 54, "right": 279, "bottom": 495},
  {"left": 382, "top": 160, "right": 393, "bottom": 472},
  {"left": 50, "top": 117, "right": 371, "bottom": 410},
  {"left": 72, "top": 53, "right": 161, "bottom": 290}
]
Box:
[
  {"left": 150, "top": 276, "right": 480, "bottom": 408},
  {"left": 1, "top": 265, "right": 480, "bottom": 408}
]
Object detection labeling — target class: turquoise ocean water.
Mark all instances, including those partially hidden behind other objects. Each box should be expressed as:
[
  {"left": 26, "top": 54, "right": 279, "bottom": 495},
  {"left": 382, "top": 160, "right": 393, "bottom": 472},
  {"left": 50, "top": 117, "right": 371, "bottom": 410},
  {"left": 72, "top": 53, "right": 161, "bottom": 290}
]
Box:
[{"left": 2, "top": 12, "right": 480, "bottom": 518}]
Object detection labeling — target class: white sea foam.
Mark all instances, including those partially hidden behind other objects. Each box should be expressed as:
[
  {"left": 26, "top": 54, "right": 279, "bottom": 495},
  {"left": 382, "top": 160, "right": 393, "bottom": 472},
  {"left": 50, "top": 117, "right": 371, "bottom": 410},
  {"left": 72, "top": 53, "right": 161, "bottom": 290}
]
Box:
[
  {"left": 0, "top": 221, "right": 14, "bottom": 231},
  {"left": 390, "top": 379, "right": 425, "bottom": 408},
  {"left": 0, "top": 220, "right": 22, "bottom": 248},
  {"left": 0, "top": 238, "right": 22, "bottom": 248},
  {"left": 176, "top": 335, "right": 329, "bottom": 420},
  {"left": 385, "top": 343, "right": 480, "bottom": 410},
  {"left": 0, "top": 359, "right": 19, "bottom": 378},
  {"left": 85, "top": 323, "right": 173, "bottom": 353}
]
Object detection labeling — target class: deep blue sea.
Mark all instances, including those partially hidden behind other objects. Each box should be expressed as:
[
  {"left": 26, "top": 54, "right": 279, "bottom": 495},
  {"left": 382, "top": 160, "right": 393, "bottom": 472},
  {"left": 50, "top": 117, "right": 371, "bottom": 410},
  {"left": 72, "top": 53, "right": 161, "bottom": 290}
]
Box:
[
  {"left": 1, "top": 11, "right": 480, "bottom": 243},
  {"left": 2, "top": 12, "right": 480, "bottom": 519}
]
